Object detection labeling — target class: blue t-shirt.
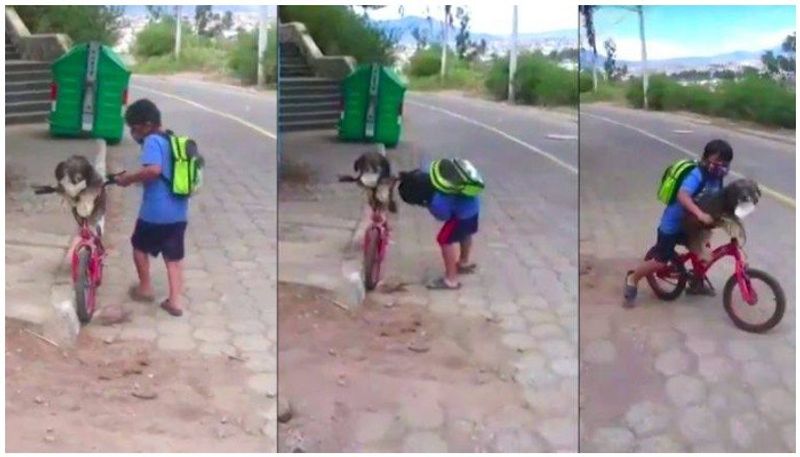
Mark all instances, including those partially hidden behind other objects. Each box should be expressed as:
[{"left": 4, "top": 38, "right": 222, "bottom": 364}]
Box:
[
  {"left": 659, "top": 166, "right": 721, "bottom": 234},
  {"left": 138, "top": 134, "right": 189, "bottom": 224},
  {"left": 428, "top": 192, "right": 480, "bottom": 221}
]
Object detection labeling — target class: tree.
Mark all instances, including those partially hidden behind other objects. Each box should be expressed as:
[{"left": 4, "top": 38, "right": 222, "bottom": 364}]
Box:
[
  {"left": 15, "top": 5, "right": 124, "bottom": 46},
  {"left": 454, "top": 7, "right": 470, "bottom": 60},
  {"left": 146, "top": 5, "right": 169, "bottom": 22},
  {"left": 222, "top": 11, "right": 234, "bottom": 31},
  {"left": 195, "top": 5, "right": 214, "bottom": 37},
  {"left": 778, "top": 32, "right": 796, "bottom": 74},
  {"left": 603, "top": 38, "right": 616, "bottom": 80},
  {"left": 411, "top": 26, "right": 430, "bottom": 51},
  {"left": 579, "top": 5, "right": 598, "bottom": 91},
  {"left": 762, "top": 50, "right": 780, "bottom": 75}
]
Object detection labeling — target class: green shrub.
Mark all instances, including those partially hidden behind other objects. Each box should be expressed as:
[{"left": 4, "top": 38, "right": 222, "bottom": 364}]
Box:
[
  {"left": 626, "top": 74, "right": 794, "bottom": 128},
  {"left": 279, "top": 5, "right": 396, "bottom": 64},
  {"left": 485, "top": 56, "right": 509, "bottom": 100},
  {"left": 133, "top": 46, "right": 227, "bottom": 74},
  {"left": 485, "top": 53, "right": 577, "bottom": 106},
  {"left": 579, "top": 71, "right": 594, "bottom": 93},
  {"left": 407, "top": 64, "right": 484, "bottom": 92},
  {"left": 134, "top": 19, "right": 197, "bottom": 58},
  {"left": 716, "top": 76, "right": 794, "bottom": 128},
  {"left": 15, "top": 5, "right": 123, "bottom": 46}
]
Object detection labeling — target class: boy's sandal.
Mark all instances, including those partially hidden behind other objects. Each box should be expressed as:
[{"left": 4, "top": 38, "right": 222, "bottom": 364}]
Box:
[
  {"left": 426, "top": 277, "right": 461, "bottom": 290},
  {"left": 128, "top": 285, "right": 155, "bottom": 303},
  {"left": 160, "top": 299, "right": 183, "bottom": 317},
  {"left": 623, "top": 270, "right": 638, "bottom": 308},
  {"left": 457, "top": 263, "right": 478, "bottom": 274}
]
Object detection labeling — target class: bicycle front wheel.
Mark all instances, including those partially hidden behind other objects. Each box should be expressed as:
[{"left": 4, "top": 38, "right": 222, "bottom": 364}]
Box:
[
  {"left": 363, "top": 227, "right": 382, "bottom": 291},
  {"left": 723, "top": 268, "right": 785, "bottom": 333},
  {"left": 74, "top": 247, "right": 96, "bottom": 324}
]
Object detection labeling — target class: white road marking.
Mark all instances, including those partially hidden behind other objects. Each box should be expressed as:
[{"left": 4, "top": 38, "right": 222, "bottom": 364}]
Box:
[
  {"left": 407, "top": 99, "right": 578, "bottom": 175},
  {"left": 584, "top": 111, "right": 796, "bottom": 209},
  {"left": 546, "top": 133, "right": 578, "bottom": 140},
  {"left": 132, "top": 84, "right": 277, "bottom": 140},
  {"left": 672, "top": 129, "right": 693, "bottom": 134}
]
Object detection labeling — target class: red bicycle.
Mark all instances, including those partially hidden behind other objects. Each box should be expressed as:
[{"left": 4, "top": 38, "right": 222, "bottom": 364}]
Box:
[
  {"left": 362, "top": 205, "right": 390, "bottom": 291},
  {"left": 34, "top": 172, "right": 122, "bottom": 323},
  {"left": 644, "top": 227, "right": 786, "bottom": 333}
]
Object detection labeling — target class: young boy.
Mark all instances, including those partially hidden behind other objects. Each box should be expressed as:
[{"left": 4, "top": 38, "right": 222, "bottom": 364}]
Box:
[
  {"left": 623, "top": 139, "right": 733, "bottom": 307},
  {"left": 398, "top": 168, "right": 479, "bottom": 290},
  {"left": 117, "top": 99, "right": 188, "bottom": 317}
]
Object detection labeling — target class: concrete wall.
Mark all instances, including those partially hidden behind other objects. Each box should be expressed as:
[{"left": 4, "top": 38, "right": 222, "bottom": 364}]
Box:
[
  {"left": 6, "top": 6, "right": 71, "bottom": 62},
  {"left": 279, "top": 22, "right": 355, "bottom": 81}
]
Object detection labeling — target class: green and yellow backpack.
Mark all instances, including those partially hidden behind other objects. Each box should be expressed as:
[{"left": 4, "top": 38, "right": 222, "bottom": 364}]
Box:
[
  {"left": 160, "top": 130, "right": 204, "bottom": 197},
  {"left": 657, "top": 159, "right": 703, "bottom": 204},
  {"left": 429, "top": 158, "right": 485, "bottom": 197}
]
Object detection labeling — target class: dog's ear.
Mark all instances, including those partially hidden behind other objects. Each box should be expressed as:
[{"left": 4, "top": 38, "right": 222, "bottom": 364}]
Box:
[
  {"left": 54, "top": 161, "right": 66, "bottom": 181},
  {"left": 353, "top": 155, "right": 365, "bottom": 173}
]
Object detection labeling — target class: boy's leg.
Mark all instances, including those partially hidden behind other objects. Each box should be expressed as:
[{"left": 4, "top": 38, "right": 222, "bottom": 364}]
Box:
[
  {"left": 623, "top": 229, "right": 676, "bottom": 306},
  {"left": 457, "top": 215, "right": 479, "bottom": 273},
  {"left": 158, "top": 222, "right": 187, "bottom": 316},
  {"left": 164, "top": 259, "right": 184, "bottom": 312},
  {"left": 458, "top": 235, "right": 472, "bottom": 266},
  {"left": 130, "top": 219, "right": 155, "bottom": 298},
  {"left": 429, "top": 219, "right": 461, "bottom": 289}
]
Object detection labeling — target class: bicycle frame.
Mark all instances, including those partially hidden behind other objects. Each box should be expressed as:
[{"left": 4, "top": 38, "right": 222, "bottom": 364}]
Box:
[
  {"left": 365, "top": 207, "right": 390, "bottom": 261},
  {"left": 666, "top": 237, "right": 757, "bottom": 305},
  {"left": 71, "top": 220, "right": 105, "bottom": 287}
]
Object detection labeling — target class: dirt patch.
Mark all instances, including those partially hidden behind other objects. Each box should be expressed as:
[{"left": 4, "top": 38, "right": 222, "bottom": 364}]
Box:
[
  {"left": 5, "top": 319, "right": 270, "bottom": 452},
  {"left": 278, "top": 282, "right": 538, "bottom": 452}
]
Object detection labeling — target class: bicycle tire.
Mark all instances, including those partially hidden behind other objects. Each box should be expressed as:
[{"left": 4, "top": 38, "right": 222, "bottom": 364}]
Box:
[
  {"left": 74, "top": 247, "right": 95, "bottom": 324},
  {"left": 723, "top": 268, "right": 785, "bottom": 333},
  {"left": 644, "top": 246, "right": 687, "bottom": 301},
  {"left": 363, "top": 227, "right": 382, "bottom": 291}
]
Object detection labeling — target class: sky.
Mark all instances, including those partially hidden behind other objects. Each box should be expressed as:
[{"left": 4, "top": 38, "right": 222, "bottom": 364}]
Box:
[
  {"left": 366, "top": 4, "right": 577, "bottom": 35},
  {"left": 585, "top": 5, "right": 796, "bottom": 60}
]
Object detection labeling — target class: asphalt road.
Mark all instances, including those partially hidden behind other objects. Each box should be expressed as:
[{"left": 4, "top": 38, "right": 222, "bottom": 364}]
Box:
[{"left": 579, "top": 104, "right": 795, "bottom": 452}]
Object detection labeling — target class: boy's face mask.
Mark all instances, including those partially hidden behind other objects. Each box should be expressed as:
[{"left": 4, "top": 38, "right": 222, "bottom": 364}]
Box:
[{"left": 704, "top": 159, "right": 730, "bottom": 178}]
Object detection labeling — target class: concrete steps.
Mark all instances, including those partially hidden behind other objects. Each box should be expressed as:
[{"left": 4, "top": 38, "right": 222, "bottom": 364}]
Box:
[
  {"left": 5, "top": 38, "right": 50, "bottom": 125},
  {"left": 278, "top": 41, "right": 342, "bottom": 133}
]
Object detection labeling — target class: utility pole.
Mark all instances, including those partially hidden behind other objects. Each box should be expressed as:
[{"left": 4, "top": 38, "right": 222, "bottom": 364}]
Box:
[
  {"left": 258, "top": 5, "right": 268, "bottom": 86},
  {"left": 174, "top": 5, "right": 182, "bottom": 60},
  {"left": 509, "top": 5, "right": 518, "bottom": 103},
  {"left": 440, "top": 5, "right": 450, "bottom": 81},
  {"left": 637, "top": 5, "right": 649, "bottom": 109}
]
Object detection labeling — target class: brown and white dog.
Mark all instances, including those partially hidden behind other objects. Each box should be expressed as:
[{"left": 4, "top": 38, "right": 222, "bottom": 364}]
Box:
[
  {"left": 338, "top": 147, "right": 398, "bottom": 213},
  {"left": 32, "top": 154, "right": 109, "bottom": 228},
  {"left": 683, "top": 178, "right": 761, "bottom": 258}
]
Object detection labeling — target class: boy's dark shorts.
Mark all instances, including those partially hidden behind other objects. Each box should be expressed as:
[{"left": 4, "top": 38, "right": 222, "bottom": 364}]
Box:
[
  {"left": 131, "top": 219, "right": 187, "bottom": 262},
  {"left": 653, "top": 229, "right": 687, "bottom": 263},
  {"left": 437, "top": 214, "right": 479, "bottom": 246}
]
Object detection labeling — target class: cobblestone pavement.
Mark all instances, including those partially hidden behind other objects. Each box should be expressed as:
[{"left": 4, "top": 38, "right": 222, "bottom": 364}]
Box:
[
  {"left": 279, "top": 93, "right": 578, "bottom": 451},
  {"left": 579, "top": 107, "right": 795, "bottom": 452},
  {"left": 85, "top": 78, "right": 278, "bottom": 450}
]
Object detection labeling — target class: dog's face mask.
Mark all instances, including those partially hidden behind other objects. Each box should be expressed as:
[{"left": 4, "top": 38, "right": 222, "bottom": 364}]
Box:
[{"left": 359, "top": 172, "right": 380, "bottom": 189}]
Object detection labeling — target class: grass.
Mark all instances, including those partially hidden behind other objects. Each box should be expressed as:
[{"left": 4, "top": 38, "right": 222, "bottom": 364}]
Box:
[
  {"left": 580, "top": 81, "right": 627, "bottom": 104},
  {"left": 132, "top": 46, "right": 229, "bottom": 76},
  {"left": 406, "top": 66, "right": 486, "bottom": 94}
]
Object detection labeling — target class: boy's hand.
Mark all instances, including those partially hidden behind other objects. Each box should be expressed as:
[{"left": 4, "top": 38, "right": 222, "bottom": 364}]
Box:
[
  {"left": 115, "top": 172, "right": 132, "bottom": 187},
  {"left": 697, "top": 211, "right": 714, "bottom": 226}
]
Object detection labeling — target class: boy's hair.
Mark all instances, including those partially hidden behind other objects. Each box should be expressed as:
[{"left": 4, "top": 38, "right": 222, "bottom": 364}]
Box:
[
  {"left": 398, "top": 169, "right": 435, "bottom": 207},
  {"left": 703, "top": 139, "right": 733, "bottom": 162},
  {"left": 124, "top": 98, "right": 161, "bottom": 127}
]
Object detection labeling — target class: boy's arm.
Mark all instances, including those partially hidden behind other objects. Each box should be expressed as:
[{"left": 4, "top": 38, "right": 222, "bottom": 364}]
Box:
[
  {"left": 117, "top": 136, "right": 164, "bottom": 187},
  {"left": 117, "top": 165, "right": 162, "bottom": 186},
  {"left": 677, "top": 172, "right": 713, "bottom": 225}
]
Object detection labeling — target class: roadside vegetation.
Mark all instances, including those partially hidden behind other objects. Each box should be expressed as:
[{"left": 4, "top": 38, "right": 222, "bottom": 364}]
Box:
[
  {"left": 281, "top": 5, "right": 578, "bottom": 107},
  {"left": 12, "top": 5, "right": 276, "bottom": 87},
  {"left": 580, "top": 6, "right": 795, "bottom": 128}
]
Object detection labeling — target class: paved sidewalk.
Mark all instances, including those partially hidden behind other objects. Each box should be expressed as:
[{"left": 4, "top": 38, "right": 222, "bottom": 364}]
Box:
[
  {"left": 279, "top": 106, "right": 578, "bottom": 451},
  {"left": 5, "top": 125, "right": 95, "bottom": 336}
]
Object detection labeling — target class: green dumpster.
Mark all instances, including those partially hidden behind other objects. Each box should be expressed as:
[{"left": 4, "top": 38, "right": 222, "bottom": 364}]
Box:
[
  {"left": 50, "top": 42, "right": 131, "bottom": 144},
  {"left": 338, "top": 63, "right": 406, "bottom": 147}
]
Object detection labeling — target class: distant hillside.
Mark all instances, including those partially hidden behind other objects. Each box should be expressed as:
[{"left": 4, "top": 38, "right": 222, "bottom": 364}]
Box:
[
  {"left": 578, "top": 45, "right": 787, "bottom": 73},
  {"left": 370, "top": 15, "right": 576, "bottom": 47}
]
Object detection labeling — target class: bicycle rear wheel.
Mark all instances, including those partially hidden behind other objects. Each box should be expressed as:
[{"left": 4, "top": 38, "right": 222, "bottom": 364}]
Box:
[
  {"left": 74, "top": 247, "right": 96, "bottom": 324},
  {"left": 363, "top": 227, "right": 382, "bottom": 291},
  {"left": 644, "top": 246, "right": 687, "bottom": 300},
  {"left": 723, "top": 268, "right": 785, "bottom": 333}
]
